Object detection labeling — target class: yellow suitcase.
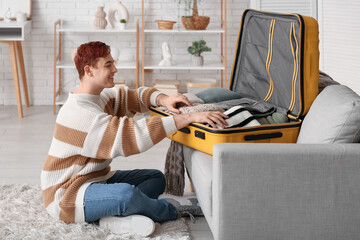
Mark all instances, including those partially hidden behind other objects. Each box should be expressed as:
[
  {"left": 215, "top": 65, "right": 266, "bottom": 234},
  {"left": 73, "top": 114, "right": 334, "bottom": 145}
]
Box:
[{"left": 150, "top": 9, "right": 319, "bottom": 155}]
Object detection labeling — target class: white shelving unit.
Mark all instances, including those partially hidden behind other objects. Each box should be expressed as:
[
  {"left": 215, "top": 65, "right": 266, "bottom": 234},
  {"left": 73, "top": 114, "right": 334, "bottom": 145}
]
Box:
[
  {"left": 53, "top": 20, "right": 139, "bottom": 114},
  {"left": 0, "top": 21, "right": 32, "bottom": 118},
  {"left": 143, "top": 60, "right": 224, "bottom": 70},
  {"left": 55, "top": 60, "right": 137, "bottom": 70},
  {"left": 141, "top": 0, "right": 227, "bottom": 88},
  {"left": 143, "top": 26, "right": 224, "bottom": 34},
  {"left": 0, "top": 21, "right": 32, "bottom": 41}
]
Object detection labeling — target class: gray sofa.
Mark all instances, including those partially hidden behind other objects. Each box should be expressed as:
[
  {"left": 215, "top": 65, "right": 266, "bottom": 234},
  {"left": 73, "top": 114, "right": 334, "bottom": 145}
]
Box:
[{"left": 183, "top": 85, "right": 360, "bottom": 240}]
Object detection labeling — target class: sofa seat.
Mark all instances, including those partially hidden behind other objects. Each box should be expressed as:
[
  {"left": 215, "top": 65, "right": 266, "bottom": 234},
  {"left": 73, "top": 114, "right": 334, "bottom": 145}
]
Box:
[
  {"left": 183, "top": 145, "right": 213, "bottom": 227},
  {"left": 181, "top": 85, "right": 360, "bottom": 240}
]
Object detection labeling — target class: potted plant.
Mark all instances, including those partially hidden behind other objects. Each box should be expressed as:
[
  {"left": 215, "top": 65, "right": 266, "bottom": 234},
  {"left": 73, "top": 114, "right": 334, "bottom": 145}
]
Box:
[
  {"left": 187, "top": 40, "right": 211, "bottom": 66},
  {"left": 120, "top": 19, "right": 126, "bottom": 30}
]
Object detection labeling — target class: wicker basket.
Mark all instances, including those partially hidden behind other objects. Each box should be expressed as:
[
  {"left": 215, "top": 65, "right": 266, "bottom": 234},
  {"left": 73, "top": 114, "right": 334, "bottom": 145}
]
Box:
[
  {"left": 181, "top": 0, "right": 210, "bottom": 30},
  {"left": 155, "top": 20, "right": 177, "bottom": 30},
  {"left": 194, "top": 15, "right": 210, "bottom": 30},
  {"left": 181, "top": 16, "right": 196, "bottom": 30}
]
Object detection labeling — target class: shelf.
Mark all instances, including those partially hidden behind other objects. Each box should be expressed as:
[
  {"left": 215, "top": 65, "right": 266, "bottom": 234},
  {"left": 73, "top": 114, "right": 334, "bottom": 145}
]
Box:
[
  {"left": 144, "top": 26, "right": 225, "bottom": 34},
  {"left": 56, "top": 60, "right": 137, "bottom": 69},
  {"left": 53, "top": 19, "right": 140, "bottom": 114},
  {"left": 0, "top": 21, "right": 32, "bottom": 41},
  {"left": 141, "top": 0, "right": 227, "bottom": 87},
  {"left": 144, "top": 61, "right": 225, "bottom": 70},
  {"left": 57, "top": 21, "right": 136, "bottom": 33}
]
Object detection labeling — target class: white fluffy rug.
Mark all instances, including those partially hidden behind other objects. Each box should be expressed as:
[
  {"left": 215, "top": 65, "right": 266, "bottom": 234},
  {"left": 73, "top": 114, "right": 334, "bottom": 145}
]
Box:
[{"left": 0, "top": 184, "right": 191, "bottom": 240}]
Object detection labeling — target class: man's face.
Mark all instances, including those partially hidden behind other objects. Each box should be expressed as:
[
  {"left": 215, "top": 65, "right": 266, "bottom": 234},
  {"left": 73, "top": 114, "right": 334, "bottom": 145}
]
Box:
[{"left": 89, "top": 54, "right": 118, "bottom": 89}]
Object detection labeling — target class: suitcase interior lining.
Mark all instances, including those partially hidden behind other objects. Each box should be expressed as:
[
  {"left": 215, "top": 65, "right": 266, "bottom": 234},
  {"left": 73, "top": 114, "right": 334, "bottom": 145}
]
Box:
[{"left": 231, "top": 11, "right": 302, "bottom": 118}]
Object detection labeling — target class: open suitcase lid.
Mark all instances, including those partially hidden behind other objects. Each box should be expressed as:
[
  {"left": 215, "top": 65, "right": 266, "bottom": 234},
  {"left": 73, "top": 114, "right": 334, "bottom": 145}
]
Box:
[{"left": 230, "top": 9, "right": 319, "bottom": 119}]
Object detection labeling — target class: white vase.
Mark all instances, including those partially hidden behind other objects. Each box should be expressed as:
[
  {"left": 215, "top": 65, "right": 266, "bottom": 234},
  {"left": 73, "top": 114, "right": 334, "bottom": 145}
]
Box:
[
  {"left": 108, "top": 1, "right": 129, "bottom": 29},
  {"left": 70, "top": 48, "right": 77, "bottom": 61},
  {"left": 192, "top": 55, "right": 204, "bottom": 66},
  {"left": 94, "top": 6, "right": 107, "bottom": 29},
  {"left": 119, "top": 23, "right": 126, "bottom": 30},
  {"left": 110, "top": 46, "right": 120, "bottom": 61}
]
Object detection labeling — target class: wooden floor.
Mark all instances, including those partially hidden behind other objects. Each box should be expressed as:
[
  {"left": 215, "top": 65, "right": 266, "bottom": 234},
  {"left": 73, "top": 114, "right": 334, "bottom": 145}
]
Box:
[{"left": 0, "top": 105, "right": 214, "bottom": 240}]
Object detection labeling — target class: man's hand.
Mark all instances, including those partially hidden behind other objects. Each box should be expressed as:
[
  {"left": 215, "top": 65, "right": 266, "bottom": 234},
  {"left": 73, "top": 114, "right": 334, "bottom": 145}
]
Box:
[
  {"left": 156, "top": 93, "right": 192, "bottom": 114},
  {"left": 189, "top": 111, "right": 229, "bottom": 129},
  {"left": 173, "top": 111, "right": 229, "bottom": 130}
]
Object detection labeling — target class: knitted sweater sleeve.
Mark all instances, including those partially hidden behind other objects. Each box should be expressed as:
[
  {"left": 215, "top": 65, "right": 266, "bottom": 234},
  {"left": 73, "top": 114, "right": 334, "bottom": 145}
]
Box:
[
  {"left": 112, "top": 86, "right": 163, "bottom": 117},
  {"left": 80, "top": 87, "right": 176, "bottom": 159}
]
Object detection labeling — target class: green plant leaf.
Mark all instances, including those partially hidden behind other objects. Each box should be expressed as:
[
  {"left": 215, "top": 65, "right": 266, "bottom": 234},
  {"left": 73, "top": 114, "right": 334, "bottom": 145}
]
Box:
[{"left": 188, "top": 40, "right": 211, "bottom": 56}]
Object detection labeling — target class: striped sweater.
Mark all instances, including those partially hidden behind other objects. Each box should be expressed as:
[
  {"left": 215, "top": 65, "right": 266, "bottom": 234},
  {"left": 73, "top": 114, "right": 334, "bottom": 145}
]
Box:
[{"left": 41, "top": 87, "right": 177, "bottom": 223}]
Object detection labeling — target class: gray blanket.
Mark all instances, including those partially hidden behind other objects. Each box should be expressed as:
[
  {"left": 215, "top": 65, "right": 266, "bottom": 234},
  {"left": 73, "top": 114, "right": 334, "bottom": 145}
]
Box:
[{"left": 164, "top": 98, "right": 223, "bottom": 196}]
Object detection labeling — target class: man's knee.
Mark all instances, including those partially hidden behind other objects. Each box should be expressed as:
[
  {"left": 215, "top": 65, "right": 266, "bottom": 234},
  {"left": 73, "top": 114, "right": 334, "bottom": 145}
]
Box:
[
  {"left": 112, "top": 183, "right": 137, "bottom": 202},
  {"left": 152, "top": 170, "right": 166, "bottom": 191}
]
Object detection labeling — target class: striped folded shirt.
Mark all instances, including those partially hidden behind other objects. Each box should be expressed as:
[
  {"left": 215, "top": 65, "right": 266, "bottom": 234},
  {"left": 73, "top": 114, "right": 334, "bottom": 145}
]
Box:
[{"left": 216, "top": 106, "right": 261, "bottom": 129}]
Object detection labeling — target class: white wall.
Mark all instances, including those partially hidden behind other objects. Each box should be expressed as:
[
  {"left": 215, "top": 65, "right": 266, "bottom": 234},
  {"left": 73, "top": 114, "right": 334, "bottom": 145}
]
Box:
[
  {"left": 318, "top": 0, "right": 360, "bottom": 95},
  {"left": 0, "top": 0, "right": 249, "bottom": 105},
  {"left": 8, "top": 1, "right": 359, "bottom": 106}
]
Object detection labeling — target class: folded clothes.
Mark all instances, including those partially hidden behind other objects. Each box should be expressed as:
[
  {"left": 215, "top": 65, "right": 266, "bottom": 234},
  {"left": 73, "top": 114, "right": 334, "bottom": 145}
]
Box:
[
  {"left": 179, "top": 104, "right": 224, "bottom": 114},
  {"left": 158, "top": 103, "right": 224, "bottom": 115},
  {"left": 182, "top": 93, "right": 205, "bottom": 105},
  {"left": 215, "top": 106, "right": 261, "bottom": 129},
  {"left": 195, "top": 87, "right": 243, "bottom": 103},
  {"left": 257, "top": 112, "right": 289, "bottom": 125},
  {"left": 213, "top": 98, "right": 288, "bottom": 117}
]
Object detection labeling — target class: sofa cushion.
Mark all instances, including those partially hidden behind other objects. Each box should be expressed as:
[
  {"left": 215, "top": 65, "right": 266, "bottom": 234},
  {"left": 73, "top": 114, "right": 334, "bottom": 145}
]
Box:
[
  {"left": 183, "top": 145, "right": 213, "bottom": 225},
  {"left": 297, "top": 85, "right": 360, "bottom": 143}
]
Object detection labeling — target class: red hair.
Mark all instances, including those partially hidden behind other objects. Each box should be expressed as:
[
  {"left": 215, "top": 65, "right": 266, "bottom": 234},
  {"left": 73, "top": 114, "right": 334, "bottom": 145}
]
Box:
[{"left": 74, "top": 41, "right": 110, "bottom": 79}]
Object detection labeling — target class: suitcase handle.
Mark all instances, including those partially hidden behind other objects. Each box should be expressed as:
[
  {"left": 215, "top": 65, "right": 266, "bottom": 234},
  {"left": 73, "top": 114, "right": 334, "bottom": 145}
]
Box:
[
  {"left": 179, "top": 127, "right": 190, "bottom": 134},
  {"left": 244, "top": 132, "right": 283, "bottom": 141}
]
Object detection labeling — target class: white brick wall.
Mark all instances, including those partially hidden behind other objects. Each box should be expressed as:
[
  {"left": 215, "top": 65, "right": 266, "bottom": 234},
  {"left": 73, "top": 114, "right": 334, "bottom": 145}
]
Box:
[{"left": 0, "top": 0, "right": 249, "bottom": 105}]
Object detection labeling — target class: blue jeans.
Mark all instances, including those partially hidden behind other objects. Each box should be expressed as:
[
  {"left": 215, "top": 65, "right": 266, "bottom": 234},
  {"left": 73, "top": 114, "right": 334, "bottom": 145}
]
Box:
[{"left": 84, "top": 169, "right": 178, "bottom": 223}]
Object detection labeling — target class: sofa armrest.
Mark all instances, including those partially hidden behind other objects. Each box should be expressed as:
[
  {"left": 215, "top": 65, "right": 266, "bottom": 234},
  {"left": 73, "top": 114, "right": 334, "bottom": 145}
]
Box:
[{"left": 212, "top": 143, "right": 360, "bottom": 240}]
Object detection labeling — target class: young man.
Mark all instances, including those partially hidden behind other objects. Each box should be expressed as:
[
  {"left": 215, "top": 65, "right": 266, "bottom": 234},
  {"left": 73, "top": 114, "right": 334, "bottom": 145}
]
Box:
[{"left": 41, "top": 41, "right": 227, "bottom": 236}]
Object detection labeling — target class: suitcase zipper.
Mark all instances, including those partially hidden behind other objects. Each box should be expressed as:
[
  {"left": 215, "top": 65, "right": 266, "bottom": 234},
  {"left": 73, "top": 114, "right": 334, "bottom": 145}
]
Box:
[
  {"left": 289, "top": 22, "right": 299, "bottom": 112},
  {"left": 264, "top": 19, "right": 275, "bottom": 102}
]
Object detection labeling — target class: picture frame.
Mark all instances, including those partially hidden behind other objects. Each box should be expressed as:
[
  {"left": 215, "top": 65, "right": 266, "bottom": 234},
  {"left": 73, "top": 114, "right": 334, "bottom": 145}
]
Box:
[{"left": 0, "top": 0, "right": 32, "bottom": 21}]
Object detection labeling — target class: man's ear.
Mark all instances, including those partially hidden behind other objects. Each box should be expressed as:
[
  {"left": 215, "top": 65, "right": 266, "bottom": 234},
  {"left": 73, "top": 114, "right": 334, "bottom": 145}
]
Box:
[{"left": 84, "top": 65, "right": 93, "bottom": 77}]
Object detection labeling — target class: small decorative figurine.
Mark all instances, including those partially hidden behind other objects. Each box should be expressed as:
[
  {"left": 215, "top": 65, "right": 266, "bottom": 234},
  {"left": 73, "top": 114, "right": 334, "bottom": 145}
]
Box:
[
  {"left": 4, "top": 8, "right": 12, "bottom": 22},
  {"left": 158, "top": 42, "right": 175, "bottom": 66},
  {"left": 108, "top": 1, "right": 129, "bottom": 29}
]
